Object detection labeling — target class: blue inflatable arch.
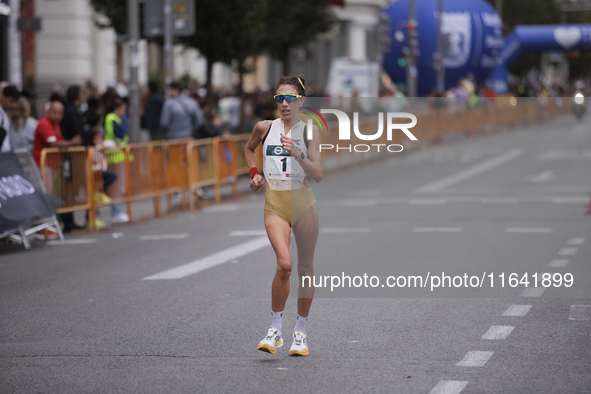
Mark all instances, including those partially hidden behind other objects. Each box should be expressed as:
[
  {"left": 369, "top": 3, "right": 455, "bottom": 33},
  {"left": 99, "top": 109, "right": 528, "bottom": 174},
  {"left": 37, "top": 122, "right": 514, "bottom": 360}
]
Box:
[{"left": 489, "top": 25, "right": 591, "bottom": 93}]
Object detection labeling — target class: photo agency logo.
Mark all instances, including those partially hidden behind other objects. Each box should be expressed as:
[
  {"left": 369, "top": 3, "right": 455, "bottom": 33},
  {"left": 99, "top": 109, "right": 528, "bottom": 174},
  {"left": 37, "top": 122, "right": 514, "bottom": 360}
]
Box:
[{"left": 300, "top": 107, "right": 418, "bottom": 153}]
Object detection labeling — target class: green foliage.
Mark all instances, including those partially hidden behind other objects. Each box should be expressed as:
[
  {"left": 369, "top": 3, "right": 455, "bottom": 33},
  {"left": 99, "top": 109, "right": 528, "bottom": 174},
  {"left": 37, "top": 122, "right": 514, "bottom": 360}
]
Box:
[
  {"left": 90, "top": 0, "right": 127, "bottom": 35},
  {"left": 261, "top": 0, "right": 336, "bottom": 64}
]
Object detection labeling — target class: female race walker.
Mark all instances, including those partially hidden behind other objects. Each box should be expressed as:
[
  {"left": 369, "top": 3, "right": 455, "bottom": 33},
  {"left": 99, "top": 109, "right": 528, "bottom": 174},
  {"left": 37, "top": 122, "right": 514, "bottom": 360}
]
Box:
[{"left": 244, "top": 75, "right": 322, "bottom": 356}]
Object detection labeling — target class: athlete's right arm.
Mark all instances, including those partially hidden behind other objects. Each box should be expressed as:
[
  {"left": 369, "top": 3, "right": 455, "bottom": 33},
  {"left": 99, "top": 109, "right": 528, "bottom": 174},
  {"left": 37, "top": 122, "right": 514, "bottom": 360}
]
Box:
[{"left": 244, "top": 120, "right": 270, "bottom": 192}]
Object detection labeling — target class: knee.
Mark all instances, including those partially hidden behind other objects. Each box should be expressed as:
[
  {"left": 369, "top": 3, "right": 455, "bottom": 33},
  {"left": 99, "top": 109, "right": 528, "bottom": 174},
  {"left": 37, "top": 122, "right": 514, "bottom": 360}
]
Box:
[
  {"left": 298, "top": 265, "right": 313, "bottom": 278},
  {"left": 276, "top": 256, "right": 292, "bottom": 279}
]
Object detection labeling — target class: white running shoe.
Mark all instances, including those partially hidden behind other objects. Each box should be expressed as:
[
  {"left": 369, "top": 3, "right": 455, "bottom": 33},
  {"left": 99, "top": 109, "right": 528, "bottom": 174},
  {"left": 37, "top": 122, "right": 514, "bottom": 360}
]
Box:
[
  {"left": 257, "top": 328, "right": 283, "bottom": 354},
  {"left": 289, "top": 332, "right": 309, "bottom": 356},
  {"left": 111, "top": 212, "right": 130, "bottom": 223}
]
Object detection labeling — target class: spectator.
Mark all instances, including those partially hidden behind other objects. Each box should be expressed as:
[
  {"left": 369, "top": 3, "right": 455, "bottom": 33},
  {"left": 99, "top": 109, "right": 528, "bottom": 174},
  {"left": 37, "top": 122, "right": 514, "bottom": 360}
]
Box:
[
  {"left": 32, "top": 101, "right": 81, "bottom": 235},
  {"left": 160, "top": 81, "right": 204, "bottom": 140},
  {"left": 60, "top": 85, "right": 84, "bottom": 141},
  {"left": 143, "top": 81, "right": 165, "bottom": 141},
  {"left": 0, "top": 85, "right": 21, "bottom": 152},
  {"left": 8, "top": 96, "right": 37, "bottom": 151},
  {"left": 88, "top": 127, "right": 116, "bottom": 231},
  {"left": 58, "top": 85, "right": 86, "bottom": 232},
  {"left": 104, "top": 98, "right": 129, "bottom": 223},
  {"left": 32, "top": 101, "right": 81, "bottom": 166}
]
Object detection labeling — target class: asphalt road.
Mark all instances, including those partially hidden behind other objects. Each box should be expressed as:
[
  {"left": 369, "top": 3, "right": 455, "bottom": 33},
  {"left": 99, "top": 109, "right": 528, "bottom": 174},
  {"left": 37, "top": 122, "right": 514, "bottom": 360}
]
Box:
[{"left": 1, "top": 114, "right": 591, "bottom": 393}]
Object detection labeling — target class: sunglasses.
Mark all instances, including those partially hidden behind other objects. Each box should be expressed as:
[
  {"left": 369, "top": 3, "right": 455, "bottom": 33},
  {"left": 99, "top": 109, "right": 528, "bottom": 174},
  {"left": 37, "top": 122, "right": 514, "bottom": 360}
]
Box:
[{"left": 273, "top": 94, "right": 303, "bottom": 103}]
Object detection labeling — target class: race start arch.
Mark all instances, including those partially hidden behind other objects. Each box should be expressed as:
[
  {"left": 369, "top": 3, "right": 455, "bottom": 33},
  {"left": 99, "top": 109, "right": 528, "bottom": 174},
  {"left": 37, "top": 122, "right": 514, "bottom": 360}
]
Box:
[{"left": 488, "top": 25, "right": 591, "bottom": 93}]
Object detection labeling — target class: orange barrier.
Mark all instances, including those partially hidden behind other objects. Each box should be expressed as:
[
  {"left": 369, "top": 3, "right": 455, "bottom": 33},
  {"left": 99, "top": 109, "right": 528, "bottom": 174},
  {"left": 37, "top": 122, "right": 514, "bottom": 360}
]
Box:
[{"left": 40, "top": 99, "right": 570, "bottom": 231}]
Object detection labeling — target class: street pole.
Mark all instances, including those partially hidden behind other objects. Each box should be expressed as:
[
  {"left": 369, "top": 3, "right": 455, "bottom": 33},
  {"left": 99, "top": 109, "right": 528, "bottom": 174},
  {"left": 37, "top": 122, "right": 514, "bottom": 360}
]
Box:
[
  {"left": 406, "top": 0, "right": 417, "bottom": 98},
  {"left": 436, "top": 0, "right": 445, "bottom": 92},
  {"left": 163, "top": 0, "right": 172, "bottom": 98},
  {"left": 495, "top": 0, "right": 502, "bottom": 19},
  {"left": 127, "top": 0, "right": 140, "bottom": 143}
]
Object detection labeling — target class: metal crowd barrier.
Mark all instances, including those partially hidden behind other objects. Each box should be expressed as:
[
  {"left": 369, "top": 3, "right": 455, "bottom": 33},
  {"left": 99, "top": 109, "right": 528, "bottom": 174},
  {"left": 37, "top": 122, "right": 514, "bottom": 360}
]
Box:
[{"left": 39, "top": 100, "right": 570, "bottom": 231}]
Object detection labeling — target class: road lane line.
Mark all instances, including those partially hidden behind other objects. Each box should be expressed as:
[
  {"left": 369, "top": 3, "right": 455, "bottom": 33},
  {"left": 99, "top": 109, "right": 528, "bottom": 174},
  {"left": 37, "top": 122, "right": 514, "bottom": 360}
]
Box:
[
  {"left": 321, "top": 228, "right": 370, "bottom": 233},
  {"left": 567, "top": 238, "right": 585, "bottom": 245},
  {"left": 409, "top": 199, "right": 448, "bottom": 205},
  {"left": 548, "top": 259, "right": 569, "bottom": 268},
  {"left": 414, "top": 149, "right": 524, "bottom": 193},
  {"left": 413, "top": 227, "right": 462, "bottom": 232},
  {"left": 142, "top": 236, "right": 271, "bottom": 280},
  {"left": 558, "top": 247, "right": 578, "bottom": 256},
  {"left": 339, "top": 199, "right": 377, "bottom": 207},
  {"left": 551, "top": 197, "right": 589, "bottom": 203},
  {"left": 507, "top": 228, "right": 554, "bottom": 233},
  {"left": 521, "top": 288, "right": 545, "bottom": 297},
  {"left": 569, "top": 305, "right": 591, "bottom": 321},
  {"left": 139, "top": 234, "right": 189, "bottom": 241},
  {"left": 203, "top": 204, "right": 239, "bottom": 212},
  {"left": 230, "top": 230, "right": 267, "bottom": 236},
  {"left": 456, "top": 351, "right": 494, "bottom": 367},
  {"left": 482, "top": 325, "right": 514, "bottom": 340},
  {"left": 480, "top": 198, "right": 519, "bottom": 204},
  {"left": 429, "top": 380, "right": 469, "bottom": 394},
  {"left": 46, "top": 238, "right": 97, "bottom": 245},
  {"left": 503, "top": 305, "right": 532, "bottom": 316}
]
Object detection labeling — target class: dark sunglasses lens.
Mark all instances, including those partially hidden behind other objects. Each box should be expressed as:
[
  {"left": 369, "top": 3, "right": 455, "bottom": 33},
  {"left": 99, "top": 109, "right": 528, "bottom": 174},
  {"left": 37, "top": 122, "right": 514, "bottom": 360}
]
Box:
[
  {"left": 274, "top": 95, "right": 283, "bottom": 103},
  {"left": 286, "top": 96, "right": 298, "bottom": 103}
]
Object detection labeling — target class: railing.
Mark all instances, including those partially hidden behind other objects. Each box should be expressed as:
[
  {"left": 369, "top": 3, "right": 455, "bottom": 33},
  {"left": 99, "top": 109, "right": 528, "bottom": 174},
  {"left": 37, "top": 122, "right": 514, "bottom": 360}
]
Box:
[{"left": 39, "top": 99, "right": 570, "bottom": 230}]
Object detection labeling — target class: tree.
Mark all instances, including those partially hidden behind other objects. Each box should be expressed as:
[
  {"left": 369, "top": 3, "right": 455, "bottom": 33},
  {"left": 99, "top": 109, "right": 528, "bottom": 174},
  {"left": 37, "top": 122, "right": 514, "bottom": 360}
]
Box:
[
  {"left": 90, "top": 0, "right": 128, "bottom": 35},
  {"left": 178, "top": 0, "right": 267, "bottom": 98},
  {"left": 261, "top": 0, "right": 336, "bottom": 75}
]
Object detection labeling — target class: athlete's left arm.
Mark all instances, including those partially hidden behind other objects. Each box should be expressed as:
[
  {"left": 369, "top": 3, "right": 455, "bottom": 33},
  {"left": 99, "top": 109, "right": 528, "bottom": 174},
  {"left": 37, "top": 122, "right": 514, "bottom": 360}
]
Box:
[{"left": 296, "top": 125, "right": 323, "bottom": 183}]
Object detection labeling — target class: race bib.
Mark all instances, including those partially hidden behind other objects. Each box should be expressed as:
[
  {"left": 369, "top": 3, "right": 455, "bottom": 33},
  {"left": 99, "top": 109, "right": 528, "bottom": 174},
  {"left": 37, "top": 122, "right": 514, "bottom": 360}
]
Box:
[{"left": 265, "top": 145, "right": 305, "bottom": 180}]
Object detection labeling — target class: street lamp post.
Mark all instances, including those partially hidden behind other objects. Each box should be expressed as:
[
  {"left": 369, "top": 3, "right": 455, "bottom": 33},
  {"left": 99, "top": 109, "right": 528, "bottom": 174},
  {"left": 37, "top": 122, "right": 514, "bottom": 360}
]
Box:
[{"left": 127, "top": 0, "right": 140, "bottom": 143}]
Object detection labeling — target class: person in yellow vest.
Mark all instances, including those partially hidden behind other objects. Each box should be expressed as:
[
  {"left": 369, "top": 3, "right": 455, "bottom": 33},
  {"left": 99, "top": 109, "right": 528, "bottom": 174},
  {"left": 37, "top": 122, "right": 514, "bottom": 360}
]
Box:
[{"left": 104, "top": 98, "right": 129, "bottom": 223}]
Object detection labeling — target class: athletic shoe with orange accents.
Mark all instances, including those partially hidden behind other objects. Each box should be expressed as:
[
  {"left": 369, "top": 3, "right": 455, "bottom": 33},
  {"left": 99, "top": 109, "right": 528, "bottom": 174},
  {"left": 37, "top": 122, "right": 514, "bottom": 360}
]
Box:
[
  {"left": 257, "top": 328, "right": 283, "bottom": 354},
  {"left": 289, "top": 332, "right": 308, "bottom": 356}
]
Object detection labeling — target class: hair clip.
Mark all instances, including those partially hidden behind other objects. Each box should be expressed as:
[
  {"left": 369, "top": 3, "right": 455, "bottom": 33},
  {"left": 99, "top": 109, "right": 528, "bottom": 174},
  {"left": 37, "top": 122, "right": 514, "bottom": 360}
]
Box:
[{"left": 297, "top": 77, "right": 305, "bottom": 91}]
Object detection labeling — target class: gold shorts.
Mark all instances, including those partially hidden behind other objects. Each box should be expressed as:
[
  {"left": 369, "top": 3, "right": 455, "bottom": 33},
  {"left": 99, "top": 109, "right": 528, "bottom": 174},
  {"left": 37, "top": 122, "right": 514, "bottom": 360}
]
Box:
[{"left": 264, "top": 187, "right": 316, "bottom": 227}]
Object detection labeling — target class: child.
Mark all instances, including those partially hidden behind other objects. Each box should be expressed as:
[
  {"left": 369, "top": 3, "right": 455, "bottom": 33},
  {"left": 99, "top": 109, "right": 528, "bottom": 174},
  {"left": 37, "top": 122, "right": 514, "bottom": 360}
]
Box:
[{"left": 89, "top": 129, "right": 117, "bottom": 205}]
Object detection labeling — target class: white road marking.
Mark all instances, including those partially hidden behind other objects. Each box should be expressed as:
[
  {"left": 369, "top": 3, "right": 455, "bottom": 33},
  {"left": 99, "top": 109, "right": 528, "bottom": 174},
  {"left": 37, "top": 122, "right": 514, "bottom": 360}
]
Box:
[
  {"left": 142, "top": 236, "right": 271, "bottom": 280},
  {"left": 503, "top": 305, "right": 532, "bottom": 316},
  {"left": 456, "top": 351, "right": 494, "bottom": 367},
  {"left": 349, "top": 189, "right": 381, "bottom": 197},
  {"left": 203, "top": 204, "right": 239, "bottom": 212},
  {"left": 230, "top": 230, "right": 266, "bottom": 236},
  {"left": 552, "top": 197, "right": 589, "bottom": 203},
  {"left": 558, "top": 247, "right": 578, "bottom": 256},
  {"left": 409, "top": 199, "right": 448, "bottom": 205},
  {"left": 321, "top": 228, "right": 370, "bottom": 233},
  {"left": 348, "top": 340, "right": 359, "bottom": 343},
  {"left": 429, "top": 380, "right": 469, "bottom": 394},
  {"left": 46, "top": 238, "right": 97, "bottom": 245},
  {"left": 276, "top": 367, "right": 289, "bottom": 370},
  {"left": 139, "top": 234, "right": 189, "bottom": 241},
  {"left": 567, "top": 238, "right": 585, "bottom": 245},
  {"left": 339, "top": 199, "right": 377, "bottom": 207},
  {"left": 413, "top": 227, "right": 462, "bottom": 233},
  {"left": 526, "top": 171, "right": 554, "bottom": 183},
  {"left": 480, "top": 198, "right": 519, "bottom": 204},
  {"left": 507, "top": 228, "right": 554, "bottom": 233},
  {"left": 521, "top": 288, "right": 545, "bottom": 297},
  {"left": 548, "top": 259, "right": 569, "bottom": 268},
  {"left": 569, "top": 305, "right": 591, "bottom": 321},
  {"left": 414, "top": 149, "right": 524, "bottom": 193},
  {"left": 482, "top": 325, "right": 514, "bottom": 340}
]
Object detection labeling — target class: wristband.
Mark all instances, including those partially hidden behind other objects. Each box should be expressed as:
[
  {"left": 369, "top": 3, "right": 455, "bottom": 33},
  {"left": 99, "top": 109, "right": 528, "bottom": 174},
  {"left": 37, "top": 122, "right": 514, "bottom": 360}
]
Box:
[{"left": 250, "top": 167, "right": 260, "bottom": 179}]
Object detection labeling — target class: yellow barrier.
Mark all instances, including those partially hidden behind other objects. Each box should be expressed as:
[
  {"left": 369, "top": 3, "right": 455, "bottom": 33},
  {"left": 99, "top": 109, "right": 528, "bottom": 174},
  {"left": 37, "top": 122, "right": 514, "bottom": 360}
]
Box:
[{"left": 39, "top": 100, "right": 570, "bottom": 231}]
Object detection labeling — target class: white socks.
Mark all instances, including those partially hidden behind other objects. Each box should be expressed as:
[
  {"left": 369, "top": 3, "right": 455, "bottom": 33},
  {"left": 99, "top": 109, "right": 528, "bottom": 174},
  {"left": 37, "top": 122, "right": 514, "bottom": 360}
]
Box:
[
  {"left": 271, "top": 312, "right": 308, "bottom": 333},
  {"left": 293, "top": 314, "right": 308, "bottom": 334},
  {"left": 271, "top": 311, "right": 284, "bottom": 331}
]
